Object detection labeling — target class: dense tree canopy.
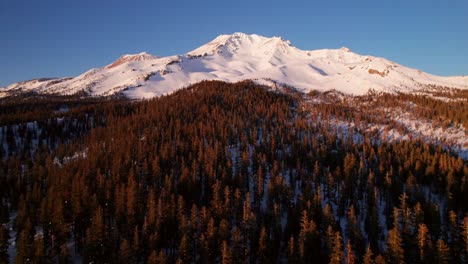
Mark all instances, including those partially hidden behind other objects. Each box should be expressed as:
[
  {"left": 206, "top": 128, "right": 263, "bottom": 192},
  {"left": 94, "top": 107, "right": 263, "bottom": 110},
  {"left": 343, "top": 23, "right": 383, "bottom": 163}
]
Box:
[{"left": 0, "top": 81, "right": 467, "bottom": 263}]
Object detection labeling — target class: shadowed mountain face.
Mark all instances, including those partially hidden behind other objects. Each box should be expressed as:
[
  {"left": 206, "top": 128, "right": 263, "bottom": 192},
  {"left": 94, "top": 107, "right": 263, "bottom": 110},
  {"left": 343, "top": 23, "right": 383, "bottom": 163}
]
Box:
[{"left": 2, "top": 33, "right": 467, "bottom": 99}]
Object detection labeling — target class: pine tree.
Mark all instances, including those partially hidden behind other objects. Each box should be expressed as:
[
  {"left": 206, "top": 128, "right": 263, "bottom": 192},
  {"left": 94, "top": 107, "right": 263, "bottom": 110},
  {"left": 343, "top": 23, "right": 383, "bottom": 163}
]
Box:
[
  {"left": 416, "top": 223, "right": 430, "bottom": 262},
  {"left": 221, "top": 240, "right": 232, "bottom": 264},
  {"left": 133, "top": 226, "right": 140, "bottom": 261},
  {"left": 287, "top": 236, "right": 296, "bottom": 262},
  {"left": 148, "top": 250, "right": 166, "bottom": 264},
  {"left": 414, "top": 202, "right": 424, "bottom": 226},
  {"left": 199, "top": 234, "right": 209, "bottom": 264},
  {"left": 33, "top": 236, "right": 45, "bottom": 262},
  {"left": 325, "top": 225, "right": 335, "bottom": 257},
  {"left": 206, "top": 217, "right": 217, "bottom": 262},
  {"left": 347, "top": 205, "right": 364, "bottom": 257},
  {"left": 363, "top": 245, "right": 374, "bottom": 264},
  {"left": 385, "top": 227, "right": 404, "bottom": 264},
  {"left": 463, "top": 216, "right": 468, "bottom": 259},
  {"left": 219, "top": 219, "right": 230, "bottom": 242},
  {"left": 298, "top": 210, "right": 308, "bottom": 258},
  {"left": 257, "top": 227, "right": 269, "bottom": 263},
  {"left": 177, "top": 234, "right": 192, "bottom": 263},
  {"left": 119, "top": 239, "right": 132, "bottom": 263},
  {"left": 329, "top": 231, "right": 343, "bottom": 264},
  {"left": 374, "top": 254, "right": 386, "bottom": 264},
  {"left": 435, "top": 239, "right": 450, "bottom": 264},
  {"left": 15, "top": 229, "right": 30, "bottom": 264},
  {"left": 126, "top": 172, "right": 138, "bottom": 226},
  {"left": 90, "top": 206, "right": 105, "bottom": 242},
  {"left": 345, "top": 240, "right": 355, "bottom": 264},
  {"left": 231, "top": 226, "right": 243, "bottom": 264},
  {"left": 147, "top": 250, "right": 159, "bottom": 264},
  {"left": 448, "top": 210, "right": 461, "bottom": 260}
]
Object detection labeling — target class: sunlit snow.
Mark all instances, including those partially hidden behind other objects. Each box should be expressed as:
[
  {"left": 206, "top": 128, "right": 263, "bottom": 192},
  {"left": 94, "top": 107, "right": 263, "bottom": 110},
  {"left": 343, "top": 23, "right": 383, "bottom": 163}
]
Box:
[{"left": 2, "top": 33, "right": 467, "bottom": 99}]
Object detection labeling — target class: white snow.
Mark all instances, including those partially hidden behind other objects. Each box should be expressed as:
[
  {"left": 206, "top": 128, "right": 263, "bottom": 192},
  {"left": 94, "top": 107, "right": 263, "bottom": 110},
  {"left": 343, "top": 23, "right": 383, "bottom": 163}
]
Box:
[
  {"left": 2, "top": 32, "right": 467, "bottom": 99},
  {"left": 53, "top": 148, "right": 88, "bottom": 167},
  {"left": 7, "top": 212, "right": 17, "bottom": 264},
  {"left": 310, "top": 102, "right": 468, "bottom": 159}
]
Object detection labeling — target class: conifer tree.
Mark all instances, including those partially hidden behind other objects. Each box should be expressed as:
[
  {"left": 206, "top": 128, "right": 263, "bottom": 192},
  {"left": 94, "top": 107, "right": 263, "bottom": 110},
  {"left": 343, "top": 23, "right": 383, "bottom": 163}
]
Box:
[
  {"left": 287, "top": 236, "right": 296, "bottom": 262},
  {"left": 463, "top": 216, "right": 468, "bottom": 258},
  {"left": 329, "top": 231, "right": 343, "bottom": 264},
  {"left": 119, "top": 239, "right": 132, "bottom": 263},
  {"left": 345, "top": 240, "right": 356, "bottom": 264},
  {"left": 416, "top": 223, "right": 430, "bottom": 262},
  {"left": 15, "top": 230, "right": 30, "bottom": 264},
  {"left": 221, "top": 240, "right": 232, "bottom": 264},
  {"left": 1, "top": 81, "right": 468, "bottom": 264},
  {"left": 435, "top": 239, "right": 450, "bottom": 264},
  {"left": 33, "top": 236, "right": 45, "bottom": 262},
  {"left": 177, "top": 234, "right": 192, "bottom": 263},
  {"left": 385, "top": 226, "right": 405, "bottom": 264},
  {"left": 374, "top": 254, "right": 386, "bottom": 264},
  {"left": 257, "top": 227, "right": 268, "bottom": 261},
  {"left": 363, "top": 245, "right": 374, "bottom": 264},
  {"left": 147, "top": 250, "right": 160, "bottom": 264}
]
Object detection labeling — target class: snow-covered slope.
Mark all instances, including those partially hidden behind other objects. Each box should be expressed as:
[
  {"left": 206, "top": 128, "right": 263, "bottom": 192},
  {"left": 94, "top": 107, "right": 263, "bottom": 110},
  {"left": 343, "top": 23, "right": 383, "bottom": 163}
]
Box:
[
  {"left": 2, "top": 32, "right": 467, "bottom": 98},
  {"left": 1, "top": 78, "right": 73, "bottom": 95}
]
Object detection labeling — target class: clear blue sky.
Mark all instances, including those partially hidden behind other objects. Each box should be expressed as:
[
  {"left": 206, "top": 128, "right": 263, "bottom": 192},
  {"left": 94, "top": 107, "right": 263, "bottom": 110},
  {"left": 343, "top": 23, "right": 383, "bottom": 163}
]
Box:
[{"left": 1, "top": 0, "right": 467, "bottom": 87}]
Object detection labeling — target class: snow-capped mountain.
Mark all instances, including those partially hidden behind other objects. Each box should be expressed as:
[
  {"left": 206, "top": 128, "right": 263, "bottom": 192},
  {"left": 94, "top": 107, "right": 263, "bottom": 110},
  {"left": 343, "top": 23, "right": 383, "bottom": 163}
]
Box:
[{"left": 2, "top": 32, "right": 467, "bottom": 99}]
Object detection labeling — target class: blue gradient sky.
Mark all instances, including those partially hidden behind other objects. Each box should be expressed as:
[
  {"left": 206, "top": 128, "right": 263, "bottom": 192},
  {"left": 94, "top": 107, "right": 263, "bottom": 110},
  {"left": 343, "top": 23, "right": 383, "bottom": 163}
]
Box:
[{"left": 1, "top": 0, "right": 467, "bottom": 87}]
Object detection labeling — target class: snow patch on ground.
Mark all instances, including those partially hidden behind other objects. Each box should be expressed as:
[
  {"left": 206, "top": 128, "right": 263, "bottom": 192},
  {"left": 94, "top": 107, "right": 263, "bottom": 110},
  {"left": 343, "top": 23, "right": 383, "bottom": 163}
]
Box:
[
  {"left": 53, "top": 149, "right": 88, "bottom": 167},
  {"left": 7, "top": 212, "right": 17, "bottom": 263},
  {"left": 319, "top": 106, "right": 468, "bottom": 159}
]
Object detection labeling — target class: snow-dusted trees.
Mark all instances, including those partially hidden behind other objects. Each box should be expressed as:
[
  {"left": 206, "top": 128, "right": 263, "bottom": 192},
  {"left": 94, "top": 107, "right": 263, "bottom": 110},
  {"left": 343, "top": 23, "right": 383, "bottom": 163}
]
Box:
[{"left": 0, "top": 81, "right": 467, "bottom": 263}]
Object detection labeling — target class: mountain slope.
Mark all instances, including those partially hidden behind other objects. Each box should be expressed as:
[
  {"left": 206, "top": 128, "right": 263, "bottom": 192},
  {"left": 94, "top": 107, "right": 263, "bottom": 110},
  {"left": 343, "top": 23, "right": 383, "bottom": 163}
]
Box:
[
  {"left": 2, "top": 32, "right": 467, "bottom": 98},
  {"left": 1, "top": 81, "right": 467, "bottom": 263}
]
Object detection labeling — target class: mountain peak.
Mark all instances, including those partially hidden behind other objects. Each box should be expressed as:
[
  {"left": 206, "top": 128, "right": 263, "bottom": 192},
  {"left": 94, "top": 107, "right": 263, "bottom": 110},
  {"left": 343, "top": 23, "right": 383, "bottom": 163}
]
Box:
[
  {"left": 340, "top": 47, "right": 351, "bottom": 52},
  {"left": 122, "top": 51, "right": 153, "bottom": 57},
  {"left": 106, "top": 52, "right": 158, "bottom": 69},
  {"left": 187, "top": 32, "right": 295, "bottom": 57},
  {"left": 3, "top": 33, "right": 468, "bottom": 99},
  {"left": 230, "top": 32, "right": 249, "bottom": 38}
]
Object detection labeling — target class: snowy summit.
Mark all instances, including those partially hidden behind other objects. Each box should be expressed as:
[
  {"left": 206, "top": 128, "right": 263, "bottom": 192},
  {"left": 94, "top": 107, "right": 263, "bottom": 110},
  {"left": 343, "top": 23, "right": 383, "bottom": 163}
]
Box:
[{"left": 2, "top": 32, "right": 468, "bottom": 98}]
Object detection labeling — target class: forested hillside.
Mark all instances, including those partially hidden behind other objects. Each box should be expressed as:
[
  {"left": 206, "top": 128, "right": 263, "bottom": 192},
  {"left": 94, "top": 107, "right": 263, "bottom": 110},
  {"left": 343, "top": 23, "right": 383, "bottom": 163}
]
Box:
[{"left": 0, "top": 81, "right": 467, "bottom": 263}]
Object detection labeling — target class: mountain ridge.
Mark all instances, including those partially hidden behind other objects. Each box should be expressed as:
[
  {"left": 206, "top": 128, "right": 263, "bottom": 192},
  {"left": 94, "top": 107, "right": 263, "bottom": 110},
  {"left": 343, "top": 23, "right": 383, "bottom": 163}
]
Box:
[{"left": 2, "top": 32, "right": 467, "bottom": 99}]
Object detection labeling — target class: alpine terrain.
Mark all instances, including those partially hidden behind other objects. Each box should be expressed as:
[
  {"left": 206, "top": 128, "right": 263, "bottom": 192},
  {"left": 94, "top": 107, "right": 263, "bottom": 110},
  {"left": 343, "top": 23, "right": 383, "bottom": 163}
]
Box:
[
  {"left": 1, "top": 33, "right": 468, "bottom": 263},
  {"left": 1, "top": 32, "right": 467, "bottom": 98}
]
